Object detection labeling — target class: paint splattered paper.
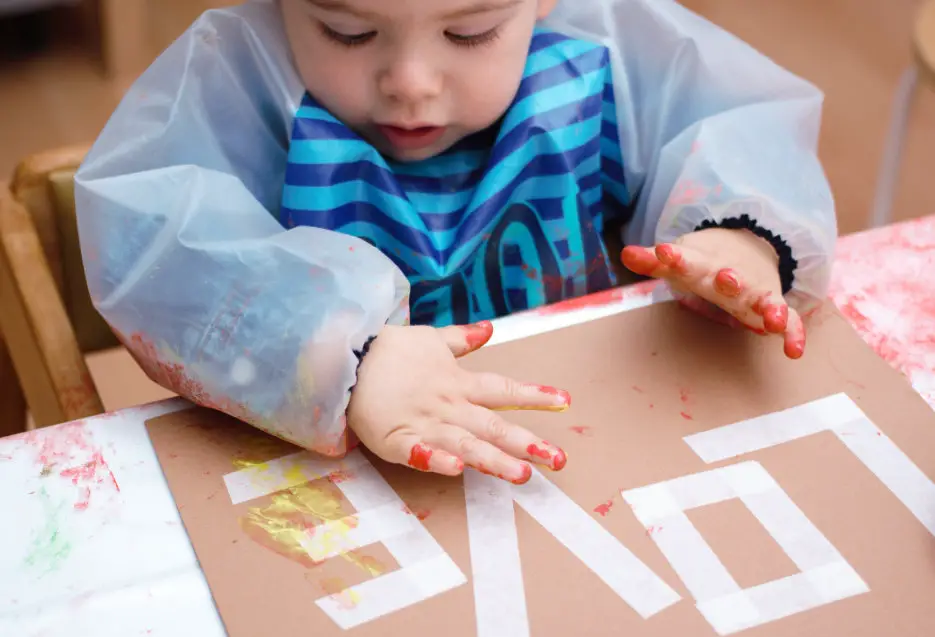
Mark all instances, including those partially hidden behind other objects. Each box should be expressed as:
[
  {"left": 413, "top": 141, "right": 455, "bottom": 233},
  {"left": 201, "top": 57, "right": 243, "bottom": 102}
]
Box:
[{"left": 145, "top": 302, "right": 935, "bottom": 636}]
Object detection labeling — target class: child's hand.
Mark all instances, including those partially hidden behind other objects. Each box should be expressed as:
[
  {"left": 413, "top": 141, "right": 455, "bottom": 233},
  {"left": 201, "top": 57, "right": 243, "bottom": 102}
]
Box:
[
  {"left": 621, "top": 227, "right": 806, "bottom": 359},
  {"left": 346, "top": 322, "right": 569, "bottom": 484}
]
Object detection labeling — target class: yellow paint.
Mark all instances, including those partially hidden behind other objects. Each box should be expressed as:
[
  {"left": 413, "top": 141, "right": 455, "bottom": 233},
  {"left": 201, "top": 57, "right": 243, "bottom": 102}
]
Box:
[
  {"left": 494, "top": 404, "right": 569, "bottom": 413},
  {"left": 237, "top": 473, "right": 384, "bottom": 577}
]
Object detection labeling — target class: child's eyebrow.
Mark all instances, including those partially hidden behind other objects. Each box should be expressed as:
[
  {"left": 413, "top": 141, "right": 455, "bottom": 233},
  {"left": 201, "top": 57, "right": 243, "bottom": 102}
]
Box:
[{"left": 304, "top": 0, "right": 524, "bottom": 21}]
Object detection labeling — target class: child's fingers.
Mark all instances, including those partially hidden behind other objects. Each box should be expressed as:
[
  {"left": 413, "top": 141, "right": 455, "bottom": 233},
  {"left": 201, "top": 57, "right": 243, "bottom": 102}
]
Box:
[
  {"left": 466, "top": 371, "right": 571, "bottom": 412},
  {"left": 424, "top": 424, "right": 533, "bottom": 485},
  {"left": 439, "top": 321, "right": 494, "bottom": 358},
  {"left": 713, "top": 268, "right": 744, "bottom": 298},
  {"left": 621, "top": 245, "right": 677, "bottom": 278},
  {"left": 783, "top": 308, "right": 807, "bottom": 359},
  {"left": 396, "top": 439, "right": 465, "bottom": 476},
  {"left": 447, "top": 402, "right": 567, "bottom": 471},
  {"left": 655, "top": 243, "right": 711, "bottom": 284}
]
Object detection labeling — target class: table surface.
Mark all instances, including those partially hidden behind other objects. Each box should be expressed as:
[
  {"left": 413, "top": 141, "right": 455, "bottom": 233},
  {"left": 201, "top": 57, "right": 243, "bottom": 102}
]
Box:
[{"left": 2, "top": 215, "right": 935, "bottom": 636}]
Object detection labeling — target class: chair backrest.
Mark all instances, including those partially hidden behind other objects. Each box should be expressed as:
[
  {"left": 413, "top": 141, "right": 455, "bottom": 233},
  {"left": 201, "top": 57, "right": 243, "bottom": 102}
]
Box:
[{"left": 10, "top": 146, "right": 120, "bottom": 354}]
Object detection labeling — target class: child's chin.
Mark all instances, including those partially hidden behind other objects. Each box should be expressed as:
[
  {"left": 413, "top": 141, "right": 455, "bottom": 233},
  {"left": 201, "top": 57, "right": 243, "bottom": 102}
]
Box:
[{"left": 383, "top": 143, "right": 450, "bottom": 163}]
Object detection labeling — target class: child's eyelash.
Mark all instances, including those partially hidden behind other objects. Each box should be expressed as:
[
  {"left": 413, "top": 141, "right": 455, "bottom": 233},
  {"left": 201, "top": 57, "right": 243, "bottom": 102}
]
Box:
[
  {"left": 445, "top": 27, "right": 501, "bottom": 48},
  {"left": 319, "top": 23, "right": 376, "bottom": 47}
]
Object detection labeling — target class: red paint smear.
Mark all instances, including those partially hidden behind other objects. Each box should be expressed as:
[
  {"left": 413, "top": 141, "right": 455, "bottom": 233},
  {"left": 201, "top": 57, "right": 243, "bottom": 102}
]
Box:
[
  {"left": 680, "top": 412, "right": 694, "bottom": 421},
  {"left": 569, "top": 425, "right": 592, "bottom": 436},
  {"left": 551, "top": 448, "right": 568, "bottom": 471},
  {"left": 330, "top": 470, "right": 354, "bottom": 484},
  {"left": 646, "top": 525, "right": 664, "bottom": 536},
  {"left": 714, "top": 269, "right": 742, "bottom": 296},
  {"left": 679, "top": 389, "right": 691, "bottom": 404},
  {"left": 536, "top": 385, "right": 572, "bottom": 406},
  {"left": 526, "top": 444, "right": 552, "bottom": 461},
  {"left": 463, "top": 321, "right": 494, "bottom": 350},
  {"left": 594, "top": 500, "right": 614, "bottom": 517},
  {"left": 402, "top": 505, "right": 431, "bottom": 521},
  {"left": 764, "top": 304, "right": 789, "bottom": 333},
  {"left": 407, "top": 444, "right": 433, "bottom": 472},
  {"left": 475, "top": 462, "right": 533, "bottom": 485},
  {"left": 58, "top": 450, "right": 121, "bottom": 510}
]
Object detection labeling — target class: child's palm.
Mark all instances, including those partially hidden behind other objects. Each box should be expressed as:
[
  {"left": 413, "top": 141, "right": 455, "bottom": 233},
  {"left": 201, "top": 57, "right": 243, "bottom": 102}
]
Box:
[{"left": 622, "top": 227, "right": 806, "bottom": 359}]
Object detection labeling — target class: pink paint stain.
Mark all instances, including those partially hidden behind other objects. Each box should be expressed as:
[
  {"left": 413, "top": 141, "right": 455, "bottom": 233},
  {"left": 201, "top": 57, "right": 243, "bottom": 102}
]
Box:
[
  {"left": 594, "top": 500, "right": 614, "bottom": 517},
  {"left": 828, "top": 216, "right": 935, "bottom": 408},
  {"left": 680, "top": 412, "right": 694, "bottom": 421},
  {"left": 569, "top": 425, "right": 592, "bottom": 436},
  {"left": 58, "top": 450, "right": 121, "bottom": 510},
  {"left": 679, "top": 388, "right": 694, "bottom": 420}
]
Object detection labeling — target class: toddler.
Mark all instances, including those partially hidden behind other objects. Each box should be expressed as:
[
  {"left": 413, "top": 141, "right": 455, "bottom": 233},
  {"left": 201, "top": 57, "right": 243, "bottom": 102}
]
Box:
[{"left": 75, "top": 0, "right": 836, "bottom": 484}]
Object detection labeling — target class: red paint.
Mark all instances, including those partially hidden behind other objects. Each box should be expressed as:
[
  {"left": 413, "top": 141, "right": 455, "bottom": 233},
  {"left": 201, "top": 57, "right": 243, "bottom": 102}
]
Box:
[
  {"left": 74, "top": 487, "right": 91, "bottom": 511},
  {"left": 513, "top": 463, "right": 533, "bottom": 485},
  {"left": 537, "top": 287, "right": 627, "bottom": 316},
  {"left": 785, "top": 314, "right": 807, "bottom": 360},
  {"left": 569, "top": 425, "right": 592, "bottom": 436},
  {"left": 714, "top": 269, "right": 742, "bottom": 297},
  {"left": 536, "top": 385, "right": 571, "bottom": 407},
  {"left": 680, "top": 412, "right": 694, "bottom": 421},
  {"left": 329, "top": 470, "right": 354, "bottom": 484},
  {"left": 679, "top": 389, "right": 691, "bottom": 404},
  {"left": 407, "top": 443, "right": 433, "bottom": 472},
  {"left": 620, "top": 246, "right": 660, "bottom": 276},
  {"left": 551, "top": 448, "right": 567, "bottom": 471},
  {"left": 655, "top": 244, "right": 683, "bottom": 269},
  {"left": 402, "top": 505, "right": 431, "bottom": 521},
  {"left": 764, "top": 304, "right": 789, "bottom": 333},
  {"left": 646, "top": 525, "right": 664, "bottom": 536},
  {"left": 594, "top": 500, "right": 614, "bottom": 516},
  {"left": 463, "top": 321, "right": 494, "bottom": 351},
  {"left": 527, "top": 444, "right": 551, "bottom": 461}
]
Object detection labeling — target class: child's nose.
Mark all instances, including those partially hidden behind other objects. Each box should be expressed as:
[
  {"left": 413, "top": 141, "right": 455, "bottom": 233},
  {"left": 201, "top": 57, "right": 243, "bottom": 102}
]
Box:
[{"left": 378, "top": 56, "right": 443, "bottom": 104}]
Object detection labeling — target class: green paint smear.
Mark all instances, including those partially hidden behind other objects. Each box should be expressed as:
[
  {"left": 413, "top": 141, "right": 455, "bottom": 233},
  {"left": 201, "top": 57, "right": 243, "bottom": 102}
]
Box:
[{"left": 23, "top": 487, "right": 72, "bottom": 576}]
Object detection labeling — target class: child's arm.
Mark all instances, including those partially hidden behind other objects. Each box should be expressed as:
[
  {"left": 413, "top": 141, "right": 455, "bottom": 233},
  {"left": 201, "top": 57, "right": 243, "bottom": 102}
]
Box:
[
  {"left": 75, "top": 4, "right": 569, "bottom": 480},
  {"left": 74, "top": 4, "right": 408, "bottom": 455},
  {"left": 551, "top": 0, "right": 836, "bottom": 353}
]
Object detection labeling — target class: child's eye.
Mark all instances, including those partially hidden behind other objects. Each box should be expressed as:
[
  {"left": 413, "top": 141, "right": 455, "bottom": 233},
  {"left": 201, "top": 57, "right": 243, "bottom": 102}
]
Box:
[
  {"left": 445, "top": 27, "right": 501, "bottom": 48},
  {"left": 319, "top": 23, "right": 376, "bottom": 47}
]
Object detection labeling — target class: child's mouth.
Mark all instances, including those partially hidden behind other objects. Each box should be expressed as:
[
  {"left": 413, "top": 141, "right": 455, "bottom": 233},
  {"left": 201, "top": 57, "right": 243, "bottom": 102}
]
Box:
[{"left": 377, "top": 125, "right": 446, "bottom": 151}]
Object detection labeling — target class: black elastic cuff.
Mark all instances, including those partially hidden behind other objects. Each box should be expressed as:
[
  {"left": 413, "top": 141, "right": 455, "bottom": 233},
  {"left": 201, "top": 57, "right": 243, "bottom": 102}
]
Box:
[
  {"left": 695, "top": 214, "right": 797, "bottom": 295},
  {"left": 351, "top": 335, "right": 377, "bottom": 388}
]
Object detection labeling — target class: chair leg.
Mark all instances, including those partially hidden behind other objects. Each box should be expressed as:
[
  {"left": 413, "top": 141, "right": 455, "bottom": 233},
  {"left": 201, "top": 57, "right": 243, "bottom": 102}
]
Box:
[
  {"left": 870, "top": 66, "right": 920, "bottom": 229},
  {"left": 0, "top": 335, "right": 28, "bottom": 437}
]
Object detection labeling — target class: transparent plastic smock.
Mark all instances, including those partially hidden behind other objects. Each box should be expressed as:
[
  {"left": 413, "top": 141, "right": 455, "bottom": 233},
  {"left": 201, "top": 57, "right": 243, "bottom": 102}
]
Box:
[{"left": 75, "top": 0, "right": 836, "bottom": 454}]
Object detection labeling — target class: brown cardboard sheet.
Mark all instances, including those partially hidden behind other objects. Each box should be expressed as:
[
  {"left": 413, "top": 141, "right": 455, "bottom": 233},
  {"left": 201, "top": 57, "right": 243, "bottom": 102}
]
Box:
[{"left": 145, "top": 301, "right": 935, "bottom": 636}]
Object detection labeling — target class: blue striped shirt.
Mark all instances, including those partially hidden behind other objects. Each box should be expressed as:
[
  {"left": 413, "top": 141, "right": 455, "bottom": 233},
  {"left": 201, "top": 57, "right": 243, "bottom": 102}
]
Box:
[{"left": 281, "top": 29, "right": 630, "bottom": 326}]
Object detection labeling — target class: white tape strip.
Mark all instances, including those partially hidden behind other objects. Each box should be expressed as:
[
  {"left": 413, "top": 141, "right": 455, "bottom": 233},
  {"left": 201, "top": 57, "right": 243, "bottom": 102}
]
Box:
[
  {"left": 463, "top": 468, "right": 681, "bottom": 628},
  {"left": 223, "top": 450, "right": 466, "bottom": 630},
  {"left": 316, "top": 553, "right": 466, "bottom": 630},
  {"left": 683, "top": 393, "right": 864, "bottom": 464},
  {"left": 464, "top": 469, "right": 530, "bottom": 637},
  {"left": 622, "top": 461, "right": 868, "bottom": 636},
  {"left": 683, "top": 393, "right": 935, "bottom": 536},
  {"left": 223, "top": 450, "right": 368, "bottom": 505}
]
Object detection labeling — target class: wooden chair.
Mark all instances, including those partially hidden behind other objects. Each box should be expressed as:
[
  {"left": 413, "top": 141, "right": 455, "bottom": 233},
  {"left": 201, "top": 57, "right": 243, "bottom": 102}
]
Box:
[
  {"left": 870, "top": 0, "right": 935, "bottom": 227},
  {"left": 0, "top": 145, "right": 120, "bottom": 436}
]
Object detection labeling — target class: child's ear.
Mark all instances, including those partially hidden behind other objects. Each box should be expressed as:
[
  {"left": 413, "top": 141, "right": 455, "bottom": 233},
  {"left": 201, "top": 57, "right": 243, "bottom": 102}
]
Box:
[{"left": 536, "top": 0, "right": 559, "bottom": 19}]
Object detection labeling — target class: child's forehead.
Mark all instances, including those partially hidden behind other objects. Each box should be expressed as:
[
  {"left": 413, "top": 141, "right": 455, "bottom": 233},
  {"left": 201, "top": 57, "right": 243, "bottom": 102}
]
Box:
[{"left": 304, "top": 0, "right": 526, "bottom": 21}]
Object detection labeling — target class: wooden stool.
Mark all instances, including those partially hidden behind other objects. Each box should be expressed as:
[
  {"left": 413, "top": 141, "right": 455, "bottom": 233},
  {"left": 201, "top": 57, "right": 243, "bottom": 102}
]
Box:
[{"left": 871, "top": 1, "right": 935, "bottom": 228}]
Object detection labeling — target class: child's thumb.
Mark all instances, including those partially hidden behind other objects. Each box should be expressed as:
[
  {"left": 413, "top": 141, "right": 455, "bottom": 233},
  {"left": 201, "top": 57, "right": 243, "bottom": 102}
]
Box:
[{"left": 439, "top": 321, "right": 494, "bottom": 358}]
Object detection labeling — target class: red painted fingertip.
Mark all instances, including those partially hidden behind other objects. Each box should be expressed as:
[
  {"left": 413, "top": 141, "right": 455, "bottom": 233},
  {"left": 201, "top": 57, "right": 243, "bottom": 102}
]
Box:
[
  {"left": 526, "top": 443, "right": 552, "bottom": 461},
  {"left": 551, "top": 447, "right": 568, "bottom": 471},
  {"left": 714, "top": 269, "right": 742, "bottom": 297},
  {"left": 784, "top": 315, "right": 807, "bottom": 359},
  {"left": 512, "top": 462, "right": 533, "bottom": 485},
  {"left": 620, "top": 246, "right": 660, "bottom": 276},
  {"left": 655, "top": 244, "right": 682, "bottom": 268},
  {"left": 752, "top": 293, "right": 772, "bottom": 317},
  {"left": 407, "top": 443, "right": 433, "bottom": 472},
  {"left": 764, "top": 304, "right": 789, "bottom": 334},
  {"left": 463, "top": 321, "right": 494, "bottom": 351}
]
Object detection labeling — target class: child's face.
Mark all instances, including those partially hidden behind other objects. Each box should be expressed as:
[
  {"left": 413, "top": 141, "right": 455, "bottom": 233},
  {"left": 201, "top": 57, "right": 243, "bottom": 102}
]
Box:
[{"left": 280, "top": 0, "right": 558, "bottom": 161}]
